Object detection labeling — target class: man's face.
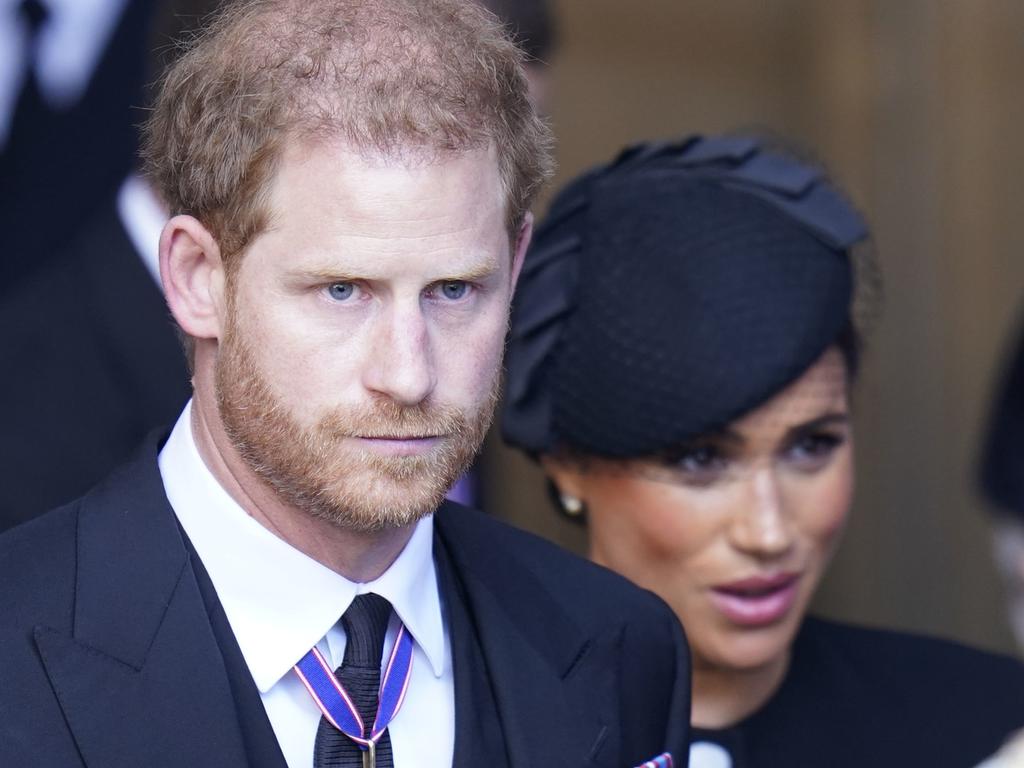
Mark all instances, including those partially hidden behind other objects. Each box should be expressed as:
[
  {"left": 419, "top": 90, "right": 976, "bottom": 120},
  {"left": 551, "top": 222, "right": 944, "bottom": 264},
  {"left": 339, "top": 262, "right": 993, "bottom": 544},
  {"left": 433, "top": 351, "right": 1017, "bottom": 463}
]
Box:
[{"left": 214, "top": 142, "right": 518, "bottom": 532}]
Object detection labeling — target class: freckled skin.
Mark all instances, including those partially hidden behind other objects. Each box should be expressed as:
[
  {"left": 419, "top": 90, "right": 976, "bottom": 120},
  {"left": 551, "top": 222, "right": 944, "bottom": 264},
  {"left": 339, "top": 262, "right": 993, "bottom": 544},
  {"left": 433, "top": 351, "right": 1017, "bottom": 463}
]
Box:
[
  {"left": 232, "top": 143, "right": 516, "bottom": 429},
  {"left": 548, "top": 348, "right": 854, "bottom": 725}
]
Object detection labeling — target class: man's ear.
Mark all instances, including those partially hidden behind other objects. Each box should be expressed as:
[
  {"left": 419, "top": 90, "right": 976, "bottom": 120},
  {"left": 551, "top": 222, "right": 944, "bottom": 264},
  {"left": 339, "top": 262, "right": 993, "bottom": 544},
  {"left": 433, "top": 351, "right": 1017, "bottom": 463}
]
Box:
[
  {"left": 160, "top": 215, "right": 227, "bottom": 341},
  {"left": 509, "top": 211, "right": 534, "bottom": 290}
]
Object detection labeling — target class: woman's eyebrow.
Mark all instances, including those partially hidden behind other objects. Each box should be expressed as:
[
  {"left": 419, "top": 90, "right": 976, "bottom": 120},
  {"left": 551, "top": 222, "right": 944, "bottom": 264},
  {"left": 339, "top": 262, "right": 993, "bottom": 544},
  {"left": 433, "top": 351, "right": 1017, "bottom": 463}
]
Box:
[{"left": 785, "top": 412, "right": 850, "bottom": 439}]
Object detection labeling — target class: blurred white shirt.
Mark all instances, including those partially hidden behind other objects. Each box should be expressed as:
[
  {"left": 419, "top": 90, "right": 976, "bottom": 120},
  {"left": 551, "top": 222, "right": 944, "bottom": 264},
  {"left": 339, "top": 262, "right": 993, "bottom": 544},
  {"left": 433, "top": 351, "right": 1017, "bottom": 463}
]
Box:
[
  {"left": 117, "top": 172, "right": 165, "bottom": 287},
  {"left": 0, "top": 0, "right": 128, "bottom": 145},
  {"left": 976, "top": 730, "right": 1024, "bottom": 768}
]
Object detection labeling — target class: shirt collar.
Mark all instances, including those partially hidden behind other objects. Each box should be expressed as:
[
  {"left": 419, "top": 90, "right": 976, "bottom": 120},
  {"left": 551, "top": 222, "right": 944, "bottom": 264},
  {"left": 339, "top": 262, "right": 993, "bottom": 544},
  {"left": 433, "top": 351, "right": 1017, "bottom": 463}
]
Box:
[{"left": 158, "top": 400, "right": 446, "bottom": 692}]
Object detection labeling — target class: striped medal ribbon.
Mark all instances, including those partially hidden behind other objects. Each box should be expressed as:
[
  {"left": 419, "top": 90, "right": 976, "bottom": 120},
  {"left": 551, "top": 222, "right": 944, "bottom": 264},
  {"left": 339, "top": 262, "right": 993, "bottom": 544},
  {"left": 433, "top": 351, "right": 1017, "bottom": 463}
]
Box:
[
  {"left": 636, "top": 754, "right": 674, "bottom": 768},
  {"left": 294, "top": 625, "right": 415, "bottom": 768}
]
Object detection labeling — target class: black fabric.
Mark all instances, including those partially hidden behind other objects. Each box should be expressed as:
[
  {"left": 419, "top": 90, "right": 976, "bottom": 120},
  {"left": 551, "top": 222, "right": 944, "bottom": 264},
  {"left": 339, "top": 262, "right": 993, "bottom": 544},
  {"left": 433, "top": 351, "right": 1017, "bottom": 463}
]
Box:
[
  {"left": 555, "top": 177, "right": 851, "bottom": 457},
  {"left": 0, "top": 200, "right": 190, "bottom": 532},
  {"left": 433, "top": 529, "right": 511, "bottom": 768},
  {"left": 0, "top": 0, "right": 156, "bottom": 285},
  {"left": 315, "top": 595, "right": 395, "bottom": 768},
  {"left": 690, "top": 616, "right": 1024, "bottom": 767},
  {"left": 980, "top": 315, "right": 1024, "bottom": 520},
  {"left": 502, "top": 134, "right": 866, "bottom": 459},
  {"left": 0, "top": 438, "right": 691, "bottom": 767},
  {"left": 7, "top": 1, "right": 49, "bottom": 166},
  {"left": 183, "top": 530, "right": 290, "bottom": 768},
  {"left": 434, "top": 499, "right": 691, "bottom": 767},
  {"left": 0, "top": 443, "right": 251, "bottom": 767}
]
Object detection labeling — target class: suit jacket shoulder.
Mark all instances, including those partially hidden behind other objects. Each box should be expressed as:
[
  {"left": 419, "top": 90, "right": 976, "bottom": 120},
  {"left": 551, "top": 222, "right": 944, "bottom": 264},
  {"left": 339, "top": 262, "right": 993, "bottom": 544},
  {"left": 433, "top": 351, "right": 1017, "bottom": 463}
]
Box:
[
  {"left": 0, "top": 449, "right": 249, "bottom": 768},
  {"left": 0, "top": 502, "right": 79, "bottom": 651},
  {"left": 434, "top": 501, "right": 690, "bottom": 767}
]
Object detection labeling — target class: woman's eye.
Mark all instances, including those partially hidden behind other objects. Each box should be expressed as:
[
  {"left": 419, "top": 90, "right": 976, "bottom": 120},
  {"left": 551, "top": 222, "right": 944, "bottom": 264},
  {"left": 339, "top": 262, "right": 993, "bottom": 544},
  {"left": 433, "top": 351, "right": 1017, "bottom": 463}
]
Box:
[
  {"left": 327, "top": 282, "right": 356, "bottom": 301},
  {"left": 658, "top": 443, "right": 728, "bottom": 487},
  {"left": 785, "top": 432, "right": 844, "bottom": 469},
  {"left": 677, "top": 445, "right": 721, "bottom": 472},
  {"left": 439, "top": 281, "right": 469, "bottom": 300}
]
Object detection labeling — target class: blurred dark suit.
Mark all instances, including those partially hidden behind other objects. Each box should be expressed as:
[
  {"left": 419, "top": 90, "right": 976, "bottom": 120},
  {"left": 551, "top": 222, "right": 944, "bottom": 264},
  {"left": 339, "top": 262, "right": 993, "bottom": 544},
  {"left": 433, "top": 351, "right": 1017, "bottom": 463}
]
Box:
[
  {"left": 0, "top": 199, "right": 189, "bottom": 531},
  {"left": 0, "top": 0, "right": 157, "bottom": 291}
]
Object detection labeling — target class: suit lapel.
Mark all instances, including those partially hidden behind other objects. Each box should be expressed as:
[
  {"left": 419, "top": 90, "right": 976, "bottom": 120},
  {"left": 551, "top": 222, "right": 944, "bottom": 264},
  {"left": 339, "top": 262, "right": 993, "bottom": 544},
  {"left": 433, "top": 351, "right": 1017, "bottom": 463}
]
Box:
[
  {"left": 33, "top": 445, "right": 249, "bottom": 768},
  {"left": 435, "top": 503, "right": 622, "bottom": 768}
]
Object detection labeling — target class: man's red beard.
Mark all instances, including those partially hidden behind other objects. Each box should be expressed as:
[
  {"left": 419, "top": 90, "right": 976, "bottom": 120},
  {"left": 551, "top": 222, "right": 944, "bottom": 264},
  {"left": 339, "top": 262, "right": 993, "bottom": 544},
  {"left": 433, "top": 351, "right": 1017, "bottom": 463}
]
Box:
[{"left": 214, "top": 317, "right": 498, "bottom": 533}]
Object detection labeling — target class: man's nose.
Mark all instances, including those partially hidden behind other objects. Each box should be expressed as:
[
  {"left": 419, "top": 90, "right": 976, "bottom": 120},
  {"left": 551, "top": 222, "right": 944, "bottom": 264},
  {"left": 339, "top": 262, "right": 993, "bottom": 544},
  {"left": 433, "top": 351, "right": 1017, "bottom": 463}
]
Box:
[
  {"left": 361, "top": 303, "right": 436, "bottom": 406},
  {"left": 727, "top": 466, "right": 796, "bottom": 560}
]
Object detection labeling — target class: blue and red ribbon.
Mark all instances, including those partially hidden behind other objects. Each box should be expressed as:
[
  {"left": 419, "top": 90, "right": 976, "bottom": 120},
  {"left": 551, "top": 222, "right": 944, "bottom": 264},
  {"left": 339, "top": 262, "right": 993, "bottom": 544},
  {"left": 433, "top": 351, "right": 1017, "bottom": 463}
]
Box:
[
  {"left": 294, "top": 623, "right": 414, "bottom": 750},
  {"left": 635, "top": 753, "right": 674, "bottom": 768}
]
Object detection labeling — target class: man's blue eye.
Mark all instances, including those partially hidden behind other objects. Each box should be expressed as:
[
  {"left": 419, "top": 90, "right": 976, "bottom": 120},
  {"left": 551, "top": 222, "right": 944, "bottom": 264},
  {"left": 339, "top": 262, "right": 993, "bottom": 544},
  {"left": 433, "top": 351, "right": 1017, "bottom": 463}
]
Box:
[
  {"left": 441, "top": 281, "right": 468, "bottom": 300},
  {"left": 328, "top": 283, "right": 355, "bottom": 301}
]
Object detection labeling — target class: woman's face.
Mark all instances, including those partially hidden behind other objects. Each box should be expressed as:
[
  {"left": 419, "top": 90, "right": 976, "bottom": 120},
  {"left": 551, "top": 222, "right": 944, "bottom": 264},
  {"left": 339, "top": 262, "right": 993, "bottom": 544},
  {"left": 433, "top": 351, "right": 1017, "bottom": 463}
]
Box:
[{"left": 549, "top": 347, "right": 853, "bottom": 676}]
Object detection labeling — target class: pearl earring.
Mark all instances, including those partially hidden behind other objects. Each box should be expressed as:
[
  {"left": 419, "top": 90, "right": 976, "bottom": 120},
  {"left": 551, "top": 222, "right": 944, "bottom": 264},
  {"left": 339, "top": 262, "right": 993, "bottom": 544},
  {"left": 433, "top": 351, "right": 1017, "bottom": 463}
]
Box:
[{"left": 560, "top": 494, "right": 585, "bottom": 516}]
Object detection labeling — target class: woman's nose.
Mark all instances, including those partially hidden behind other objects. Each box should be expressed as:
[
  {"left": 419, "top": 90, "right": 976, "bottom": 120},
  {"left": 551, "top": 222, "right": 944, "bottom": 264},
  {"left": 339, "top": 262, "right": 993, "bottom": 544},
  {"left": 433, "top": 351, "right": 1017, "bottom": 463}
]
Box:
[{"left": 727, "top": 466, "right": 796, "bottom": 560}]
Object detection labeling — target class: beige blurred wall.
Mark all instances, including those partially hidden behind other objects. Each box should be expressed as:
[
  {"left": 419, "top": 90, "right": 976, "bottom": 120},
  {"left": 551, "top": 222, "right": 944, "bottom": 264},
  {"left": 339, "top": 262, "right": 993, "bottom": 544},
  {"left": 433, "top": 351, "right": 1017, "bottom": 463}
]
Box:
[{"left": 483, "top": 0, "right": 1024, "bottom": 655}]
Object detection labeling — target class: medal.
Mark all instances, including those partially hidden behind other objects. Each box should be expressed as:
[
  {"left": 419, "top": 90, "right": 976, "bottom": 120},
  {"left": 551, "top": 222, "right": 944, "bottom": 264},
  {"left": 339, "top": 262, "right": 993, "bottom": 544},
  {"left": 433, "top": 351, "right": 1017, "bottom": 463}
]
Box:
[{"left": 294, "top": 625, "right": 414, "bottom": 761}]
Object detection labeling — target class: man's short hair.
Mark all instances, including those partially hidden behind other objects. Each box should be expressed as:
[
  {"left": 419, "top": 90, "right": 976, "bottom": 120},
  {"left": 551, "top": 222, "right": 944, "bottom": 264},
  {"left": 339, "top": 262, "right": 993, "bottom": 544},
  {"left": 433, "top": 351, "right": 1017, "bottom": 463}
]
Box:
[{"left": 142, "top": 0, "right": 554, "bottom": 264}]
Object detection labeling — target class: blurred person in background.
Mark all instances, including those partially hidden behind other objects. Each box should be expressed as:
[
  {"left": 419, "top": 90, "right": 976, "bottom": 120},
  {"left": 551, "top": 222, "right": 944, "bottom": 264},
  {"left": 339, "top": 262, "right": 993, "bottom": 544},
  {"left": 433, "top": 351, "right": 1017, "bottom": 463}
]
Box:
[
  {"left": 980, "top": 320, "right": 1024, "bottom": 652},
  {"left": 502, "top": 133, "right": 1024, "bottom": 767},
  {"left": 0, "top": 0, "right": 159, "bottom": 288},
  {"left": 0, "top": 0, "right": 220, "bottom": 532},
  {"left": 978, "top": 316, "right": 1024, "bottom": 768}
]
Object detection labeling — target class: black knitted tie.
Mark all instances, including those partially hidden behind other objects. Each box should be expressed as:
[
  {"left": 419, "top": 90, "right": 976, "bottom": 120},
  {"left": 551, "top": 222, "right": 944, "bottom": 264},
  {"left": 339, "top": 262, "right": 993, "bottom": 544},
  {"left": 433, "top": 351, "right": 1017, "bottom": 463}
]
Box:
[{"left": 314, "top": 593, "right": 395, "bottom": 768}]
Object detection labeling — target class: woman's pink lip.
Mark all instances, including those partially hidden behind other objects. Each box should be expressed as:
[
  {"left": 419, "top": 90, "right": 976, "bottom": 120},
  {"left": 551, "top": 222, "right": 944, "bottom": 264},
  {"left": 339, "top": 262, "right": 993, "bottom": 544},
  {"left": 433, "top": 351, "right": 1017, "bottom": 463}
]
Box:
[{"left": 708, "top": 572, "right": 801, "bottom": 627}]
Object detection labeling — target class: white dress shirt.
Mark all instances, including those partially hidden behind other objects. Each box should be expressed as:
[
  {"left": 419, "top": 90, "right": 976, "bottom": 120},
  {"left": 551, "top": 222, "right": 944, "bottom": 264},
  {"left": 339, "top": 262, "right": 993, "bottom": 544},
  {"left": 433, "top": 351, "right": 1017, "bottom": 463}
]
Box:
[
  {"left": 0, "top": 0, "right": 128, "bottom": 145},
  {"left": 159, "top": 401, "right": 455, "bottom": 767}
]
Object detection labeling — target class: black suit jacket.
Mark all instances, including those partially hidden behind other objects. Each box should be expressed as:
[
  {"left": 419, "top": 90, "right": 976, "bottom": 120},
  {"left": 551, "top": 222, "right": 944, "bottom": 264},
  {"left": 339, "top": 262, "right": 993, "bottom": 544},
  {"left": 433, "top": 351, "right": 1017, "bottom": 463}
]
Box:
[
  {"left": 0, "top": 441, "right": 690, "bottom": 767},
  {"left": 0, "top": 200, "right": 190, "bottom": 531}
]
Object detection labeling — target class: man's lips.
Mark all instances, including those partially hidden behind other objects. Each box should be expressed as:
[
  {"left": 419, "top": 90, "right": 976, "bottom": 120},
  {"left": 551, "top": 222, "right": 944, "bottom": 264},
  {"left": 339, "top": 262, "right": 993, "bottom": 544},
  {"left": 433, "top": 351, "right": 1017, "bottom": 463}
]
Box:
[
  {"left": 352, "top": 435, "right": 442, "bottom": 456},
  {"left": 707, "top": 572, "right": 801, "bottom": 627}
]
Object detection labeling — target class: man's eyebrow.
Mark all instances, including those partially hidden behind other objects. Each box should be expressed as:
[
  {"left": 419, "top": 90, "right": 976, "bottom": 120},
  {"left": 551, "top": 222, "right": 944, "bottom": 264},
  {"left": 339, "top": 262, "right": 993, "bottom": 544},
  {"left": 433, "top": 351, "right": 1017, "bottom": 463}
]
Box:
[
  {"left": 446, "top": 254, "right": 502, "bottom": 281},
  {"left": 290, "top": 267, "right": 361, "bottom": 283},
  {"left": 292, "top": 253, "right": 503, "bottom": 283}
]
